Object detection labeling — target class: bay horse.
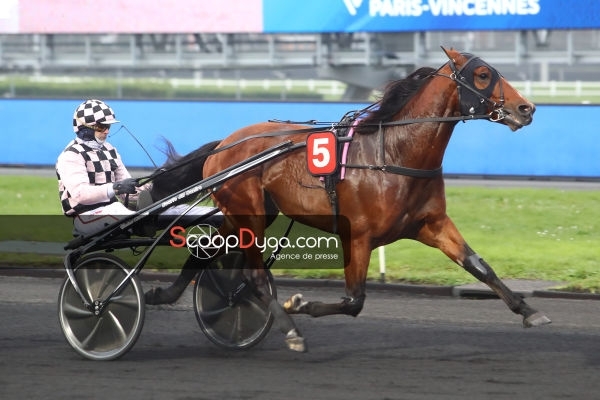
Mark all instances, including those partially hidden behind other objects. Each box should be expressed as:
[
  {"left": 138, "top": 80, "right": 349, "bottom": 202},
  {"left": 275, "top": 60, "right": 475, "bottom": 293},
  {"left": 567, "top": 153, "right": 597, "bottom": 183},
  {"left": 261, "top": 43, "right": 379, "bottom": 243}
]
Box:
[{"left": 146, "top": 47, "right": 550, "bottom": 352}]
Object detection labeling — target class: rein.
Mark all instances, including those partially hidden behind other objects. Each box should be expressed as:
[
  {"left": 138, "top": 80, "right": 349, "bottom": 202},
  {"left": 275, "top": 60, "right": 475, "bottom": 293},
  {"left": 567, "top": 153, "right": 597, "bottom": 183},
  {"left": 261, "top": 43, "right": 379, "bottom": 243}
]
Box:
[
  {"left": 136, "top": 126, "right": 328, "bottom": 184},
  {"left": 138, "top": 112, "right": 492, "bottom": 185}
]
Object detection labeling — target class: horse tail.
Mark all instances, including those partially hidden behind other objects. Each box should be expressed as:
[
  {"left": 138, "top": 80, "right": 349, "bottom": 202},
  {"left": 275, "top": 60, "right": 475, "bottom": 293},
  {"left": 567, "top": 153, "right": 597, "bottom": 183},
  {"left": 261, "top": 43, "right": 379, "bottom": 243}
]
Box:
[{"left": 149, "top": 139, "right": 221, "bottom": 201}]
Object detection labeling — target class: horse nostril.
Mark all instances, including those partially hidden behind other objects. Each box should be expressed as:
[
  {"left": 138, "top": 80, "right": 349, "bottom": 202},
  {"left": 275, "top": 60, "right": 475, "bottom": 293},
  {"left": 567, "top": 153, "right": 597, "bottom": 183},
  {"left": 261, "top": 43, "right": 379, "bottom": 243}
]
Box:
[{"left": 519, "top": 103, "right": 535, "bottom": 116}]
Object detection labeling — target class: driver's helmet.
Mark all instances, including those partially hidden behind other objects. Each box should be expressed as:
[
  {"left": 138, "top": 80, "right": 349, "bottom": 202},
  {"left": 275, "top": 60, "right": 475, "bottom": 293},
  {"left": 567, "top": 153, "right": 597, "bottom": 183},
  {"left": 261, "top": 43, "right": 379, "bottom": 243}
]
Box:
[{"left": 72, "top": 99, "right": 120, "bottom": 133}]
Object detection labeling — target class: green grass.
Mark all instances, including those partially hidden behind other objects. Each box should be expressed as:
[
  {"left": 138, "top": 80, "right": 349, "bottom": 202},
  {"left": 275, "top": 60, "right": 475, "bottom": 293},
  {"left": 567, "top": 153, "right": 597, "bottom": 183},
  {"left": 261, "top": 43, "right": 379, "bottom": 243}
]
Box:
[
  {"left": 0, "top": 176, "right": 62, "bottom": 215},
  {"left": 1, "top": 175, "right": 599, "bottom": 292},
  {"left": 366, "top": 188, "right": 600, "bottom": 291}
]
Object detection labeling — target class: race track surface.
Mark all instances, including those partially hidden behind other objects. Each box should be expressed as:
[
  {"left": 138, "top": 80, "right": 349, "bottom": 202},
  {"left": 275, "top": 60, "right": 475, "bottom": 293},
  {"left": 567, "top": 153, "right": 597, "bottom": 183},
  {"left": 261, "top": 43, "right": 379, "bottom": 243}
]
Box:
[{"left": 2, "top": 275, "right": 600, "bottom": 400}]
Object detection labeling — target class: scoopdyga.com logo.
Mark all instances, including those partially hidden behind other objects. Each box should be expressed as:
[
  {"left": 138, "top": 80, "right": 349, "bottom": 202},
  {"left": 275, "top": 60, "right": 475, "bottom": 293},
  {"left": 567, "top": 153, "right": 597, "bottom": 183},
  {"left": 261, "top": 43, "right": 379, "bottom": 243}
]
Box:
[{"left": 169, "top": 223, "right": 341, "bottom": 261}]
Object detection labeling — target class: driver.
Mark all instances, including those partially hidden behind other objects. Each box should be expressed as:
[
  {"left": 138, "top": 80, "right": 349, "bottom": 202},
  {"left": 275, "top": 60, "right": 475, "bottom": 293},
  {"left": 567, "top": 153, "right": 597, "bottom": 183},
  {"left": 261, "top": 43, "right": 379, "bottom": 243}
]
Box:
[{"left": 56, "top": 99, "right": 221, "bottom": 235}]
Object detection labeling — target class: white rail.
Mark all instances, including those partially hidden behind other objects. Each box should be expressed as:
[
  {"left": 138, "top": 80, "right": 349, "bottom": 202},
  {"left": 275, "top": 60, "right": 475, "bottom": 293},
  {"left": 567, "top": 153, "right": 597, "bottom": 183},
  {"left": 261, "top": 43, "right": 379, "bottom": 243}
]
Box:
[
  {"left": 513, "top": 81, "right": 600, "bottom": 103},
  {"left": 2, "top": 75, "right": 600, "bottom": 103}
]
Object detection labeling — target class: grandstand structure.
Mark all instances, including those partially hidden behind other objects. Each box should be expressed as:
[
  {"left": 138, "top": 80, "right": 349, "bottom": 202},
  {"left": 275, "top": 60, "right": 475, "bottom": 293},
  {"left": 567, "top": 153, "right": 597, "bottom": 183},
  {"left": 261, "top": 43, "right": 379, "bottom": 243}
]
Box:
[{"left": 1, "top": 30, "right": 600, "bottom": 100}]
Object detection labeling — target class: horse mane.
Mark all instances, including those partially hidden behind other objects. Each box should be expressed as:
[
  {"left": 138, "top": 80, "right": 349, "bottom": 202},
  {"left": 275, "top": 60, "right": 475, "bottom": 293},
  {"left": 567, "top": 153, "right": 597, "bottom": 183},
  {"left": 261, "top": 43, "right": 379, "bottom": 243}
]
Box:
[
  {"left": 156, "top": 139, "right": 182, "bottom": 169},
  {"left": 355, "top": 66, "right": 436, "bottom": 134}
]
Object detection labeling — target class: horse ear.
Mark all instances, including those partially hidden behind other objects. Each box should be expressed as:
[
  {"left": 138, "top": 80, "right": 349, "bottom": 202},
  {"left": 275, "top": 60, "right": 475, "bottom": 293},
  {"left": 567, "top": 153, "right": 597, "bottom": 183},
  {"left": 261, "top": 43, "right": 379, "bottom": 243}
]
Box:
[{"left": 440, "top": 46, "right": 459, "bottom": 62}]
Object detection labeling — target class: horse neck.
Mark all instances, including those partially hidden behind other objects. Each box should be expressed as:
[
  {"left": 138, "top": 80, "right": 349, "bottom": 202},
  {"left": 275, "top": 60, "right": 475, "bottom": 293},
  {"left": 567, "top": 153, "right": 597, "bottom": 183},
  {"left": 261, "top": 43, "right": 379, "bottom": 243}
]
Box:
[{"left": 383, "top": 80, "right": 459, "bottom": 170}]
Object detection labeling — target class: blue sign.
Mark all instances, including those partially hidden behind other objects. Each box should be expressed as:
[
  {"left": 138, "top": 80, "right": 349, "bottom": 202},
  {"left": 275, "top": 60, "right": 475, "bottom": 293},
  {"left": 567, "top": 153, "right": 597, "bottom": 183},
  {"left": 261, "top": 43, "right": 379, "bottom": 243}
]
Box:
[
  {"left": 263, "top": 0, "right": 600, "bottom": 32},
  {"left": 2, "top": 100, "right": 600, "bottom": 178}
]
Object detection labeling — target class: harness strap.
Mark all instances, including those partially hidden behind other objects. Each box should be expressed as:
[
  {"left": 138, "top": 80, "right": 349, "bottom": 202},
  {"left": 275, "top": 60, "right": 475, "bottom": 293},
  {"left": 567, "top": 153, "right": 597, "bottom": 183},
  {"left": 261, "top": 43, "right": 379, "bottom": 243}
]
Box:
[
  {"left": 342, "top": 122, "right": 444, "bottom": 179},
  {"left": 379, "top": 114, "right": 490, "bottom": 127},
  {"left": 324, "top": 178, "right": 339, "bottom": 233},
  {"left": 338, "top": 163, "right": 442, "bottom": 177}
]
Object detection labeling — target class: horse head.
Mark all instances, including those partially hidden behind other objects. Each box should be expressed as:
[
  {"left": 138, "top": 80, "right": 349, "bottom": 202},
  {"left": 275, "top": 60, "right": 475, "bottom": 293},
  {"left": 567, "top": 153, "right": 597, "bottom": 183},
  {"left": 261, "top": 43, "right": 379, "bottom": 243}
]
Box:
[{"left": 440, "top": 47, "right": 535, "bottom": 131}]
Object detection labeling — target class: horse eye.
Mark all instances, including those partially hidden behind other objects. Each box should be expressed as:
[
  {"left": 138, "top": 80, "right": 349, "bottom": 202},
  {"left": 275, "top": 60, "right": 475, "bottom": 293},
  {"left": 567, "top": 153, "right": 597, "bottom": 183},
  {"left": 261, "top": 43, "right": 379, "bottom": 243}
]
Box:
[{"left": 478, "top": 72, "right": 488, "bottom": 80}]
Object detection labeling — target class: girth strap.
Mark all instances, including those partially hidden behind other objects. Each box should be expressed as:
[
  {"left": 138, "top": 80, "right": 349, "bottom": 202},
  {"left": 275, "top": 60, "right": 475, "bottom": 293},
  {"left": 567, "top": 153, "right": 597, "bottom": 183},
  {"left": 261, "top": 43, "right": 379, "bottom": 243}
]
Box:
[
  {"left": 340, "top": 162, "right": 442, "bottom": 178},
  {"left": 323, "top": 176, "right": 339, "bottom": 233},
  {"left": 383, "top": 164, "right": 443, "bottom": 177}
]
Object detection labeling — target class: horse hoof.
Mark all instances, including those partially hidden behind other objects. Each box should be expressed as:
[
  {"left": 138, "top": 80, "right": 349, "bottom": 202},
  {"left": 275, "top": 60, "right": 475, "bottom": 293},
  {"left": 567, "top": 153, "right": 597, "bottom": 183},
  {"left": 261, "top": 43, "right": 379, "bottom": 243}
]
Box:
[
  {"left": 285, "top": 329, "right": 307, "bottom": 353},
  {"left": 283, "top": 293, "right": 307, "bottom": 313},
  {"left": 144, "top": 288, "right": 158, "bottom": 305},
  {"left": 523, "top": 311, "right": 552, "bottom": 328},
  {"left": 144, "top": 287, "right": 164, "bottom": 305}
]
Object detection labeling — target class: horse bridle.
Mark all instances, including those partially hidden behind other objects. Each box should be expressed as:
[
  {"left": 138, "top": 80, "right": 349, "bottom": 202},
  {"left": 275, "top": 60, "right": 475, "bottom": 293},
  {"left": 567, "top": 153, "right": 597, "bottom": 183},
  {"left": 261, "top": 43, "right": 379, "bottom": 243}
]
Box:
[{"left": 435, "top": 52, "right": 506, "bottom": 121}]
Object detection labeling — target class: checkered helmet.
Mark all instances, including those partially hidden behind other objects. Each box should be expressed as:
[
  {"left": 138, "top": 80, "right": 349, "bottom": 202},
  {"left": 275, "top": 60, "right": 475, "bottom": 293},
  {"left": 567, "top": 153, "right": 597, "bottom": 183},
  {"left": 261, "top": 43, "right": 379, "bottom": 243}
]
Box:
[{"left": 72, "top": 99, "right": 120, "bottom": 133}]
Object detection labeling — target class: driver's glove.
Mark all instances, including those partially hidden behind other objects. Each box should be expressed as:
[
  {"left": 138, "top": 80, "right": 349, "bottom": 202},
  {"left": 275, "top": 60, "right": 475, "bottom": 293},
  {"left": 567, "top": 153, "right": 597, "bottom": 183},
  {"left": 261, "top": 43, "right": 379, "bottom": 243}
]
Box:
[{"left": 113, "top": 178, "right": 138, "bottom": 195}]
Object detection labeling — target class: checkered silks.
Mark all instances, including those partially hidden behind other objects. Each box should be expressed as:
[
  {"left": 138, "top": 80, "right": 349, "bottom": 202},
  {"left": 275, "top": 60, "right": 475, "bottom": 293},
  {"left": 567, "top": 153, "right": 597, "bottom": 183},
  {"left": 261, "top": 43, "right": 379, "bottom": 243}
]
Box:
[{"left": 58, "top": 142, "right": 119, "bottom": 215}]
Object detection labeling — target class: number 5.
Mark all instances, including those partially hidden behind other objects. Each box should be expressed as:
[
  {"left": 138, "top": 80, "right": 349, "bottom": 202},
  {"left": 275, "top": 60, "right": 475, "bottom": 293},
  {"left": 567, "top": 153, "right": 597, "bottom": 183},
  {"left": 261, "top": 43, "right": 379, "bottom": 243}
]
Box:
[
  {"left": 312, "top": 137, "right": 330, "bottom": 168},
  {"left": 307, "top": 131, "right": 337, "bottom": 175}
]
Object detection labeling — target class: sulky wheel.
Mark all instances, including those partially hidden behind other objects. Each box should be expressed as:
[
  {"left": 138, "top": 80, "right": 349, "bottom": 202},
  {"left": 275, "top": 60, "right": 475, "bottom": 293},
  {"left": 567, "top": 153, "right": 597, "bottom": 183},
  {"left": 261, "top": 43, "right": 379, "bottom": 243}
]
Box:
[
  {"left": 193, "top": 251, "right": 276, "bottom": 350},
  {"left": 58, "top": 253, "right": 145, "bottom": 361}
]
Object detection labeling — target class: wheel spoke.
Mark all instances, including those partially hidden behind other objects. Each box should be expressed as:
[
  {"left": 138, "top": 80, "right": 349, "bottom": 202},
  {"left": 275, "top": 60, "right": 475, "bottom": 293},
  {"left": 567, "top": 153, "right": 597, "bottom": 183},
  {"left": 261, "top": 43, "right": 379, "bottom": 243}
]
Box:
[
  {"left": 242, "top": 295, "right": 269, "bottom": 318},
  {"left": 62, "top": 301, "right": 94, "bottom": 319},
  {"left": 78, "top": 268, "right": 95, "bottom": 304},
  {"left": 212, "top": 306, "right": 241, "bottom": 344},
  {"left": 80, "top": 317, "right": 103, "bottom": 350},
  {"left": 204, "top": 270, "right": 229, "bottom": 299},
  {"left": 229, "top": 306, "right": 242, "bottom": 343},
  {"left": 109, "top": 294, "right": 140, "bottom": 310},
  {"left": 97, "top": 267, "right": 121, "bottom": 298},
  {"left": 105, "top": 310, "right": 128, "bottom": 342},
  {"left": 198, "top": 306, "right": 230, "bottom": 320}
]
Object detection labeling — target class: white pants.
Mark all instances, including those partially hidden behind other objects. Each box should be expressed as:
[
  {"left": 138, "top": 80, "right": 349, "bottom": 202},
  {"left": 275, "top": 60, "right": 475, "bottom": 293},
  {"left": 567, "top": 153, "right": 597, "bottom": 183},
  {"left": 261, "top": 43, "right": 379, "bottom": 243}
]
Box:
[{"left": 73, "top": 202, "right": 222, "bottom": 236}]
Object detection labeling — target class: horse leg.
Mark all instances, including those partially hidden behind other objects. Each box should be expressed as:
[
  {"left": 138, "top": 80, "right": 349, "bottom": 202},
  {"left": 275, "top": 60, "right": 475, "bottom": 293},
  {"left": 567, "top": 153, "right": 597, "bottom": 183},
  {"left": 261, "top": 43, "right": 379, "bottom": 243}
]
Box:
[
  {"left": 228, "top": 209, "right": 307, "bottom": 352},
  {"left": 246, "top": 266, "right": 307, "bottom": 352},
  {"left": 145, "top": 255, "right": 207, "bottom": 305},
  {"left": 284, "top": 236, "right": 369, "bottom": 318},
  {"left": 418, "top": 216, "right": 551, "bottom": 327}
]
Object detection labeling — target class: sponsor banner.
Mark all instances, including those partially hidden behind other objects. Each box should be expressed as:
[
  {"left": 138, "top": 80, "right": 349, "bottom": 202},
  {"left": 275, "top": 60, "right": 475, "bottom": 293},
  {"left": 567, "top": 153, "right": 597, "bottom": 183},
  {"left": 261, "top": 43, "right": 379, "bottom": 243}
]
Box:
[
  {"left": 3, "top": 0, "right": 262, "bottom": 33},
  {"left": 4, "top": 0, "right": 599, "bottom": 34},
  {"left": 263, "top": 0, "right": 600, "bottom": 32}
]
